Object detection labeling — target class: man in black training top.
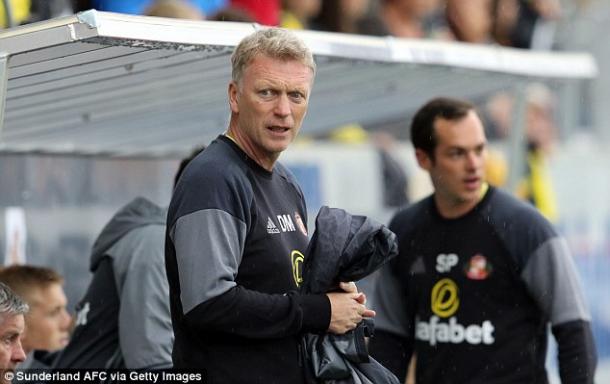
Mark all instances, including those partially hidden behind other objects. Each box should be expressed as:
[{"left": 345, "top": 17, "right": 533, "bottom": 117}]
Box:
[
  {"left": 368, "top": 97, "right": 596, "bottom": 384},
  {"left": 165, "top": 28, "right": 374, "bottom": 384}
]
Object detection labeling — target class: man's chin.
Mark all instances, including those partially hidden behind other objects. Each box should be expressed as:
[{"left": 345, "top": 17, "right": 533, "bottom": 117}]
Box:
[
  {"left": 455, "top": 192, "right": 481, "bottom": 207},
  {"left": 266, "top": 140, "right": 291, "bottom": 151}
]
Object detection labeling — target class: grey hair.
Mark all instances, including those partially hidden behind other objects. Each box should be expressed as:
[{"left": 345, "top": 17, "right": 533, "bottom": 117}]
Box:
[
  {"left": 0, "top": 282, "right": 28, "bottom": 317},
  {"left": 231, "top": 28, "right": 316, "bottom": 85}
]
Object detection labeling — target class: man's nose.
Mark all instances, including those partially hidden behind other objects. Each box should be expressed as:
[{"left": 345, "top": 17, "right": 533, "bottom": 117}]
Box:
[
  {"left": 274, "top": 94, "right": 291, "bottom": 117},
  {"left": 61, "top": 309, "right": 72, "bottom": 330},
  {"left": 12, "top": 340, "right": 26, "bottom": 363},
  {"left": 466, "top": 151, "right": 482, "bottom": 169}
]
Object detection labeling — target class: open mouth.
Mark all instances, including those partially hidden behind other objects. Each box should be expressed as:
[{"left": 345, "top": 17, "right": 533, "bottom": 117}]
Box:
[{"left": 268, "top": 125, "right": 289, "bottom": 133}]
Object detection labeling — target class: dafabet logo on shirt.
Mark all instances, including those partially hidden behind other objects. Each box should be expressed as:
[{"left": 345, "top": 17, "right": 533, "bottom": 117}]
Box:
[
  {"left": 415, "top": 278, "right": 496, "bottom": 346},
  {"left": 431, "top": 278, "right": 459, "bottom": 318}
]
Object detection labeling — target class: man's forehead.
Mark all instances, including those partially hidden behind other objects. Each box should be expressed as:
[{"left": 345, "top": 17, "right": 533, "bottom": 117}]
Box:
[
  {"left": 0, "top": 313, "right": 24, "bottom": 333},
  {"left": 437, "top": 135, "right": 487, "bottom": 149},
  {"left": 24, "top": 283, "right": 65, "bottom": 306},
  {"left": 252, "top": 76, "right": 311, "bottom": 89},
  {"left": 247, "top": 54, "right": 313, "bottom": 74},
  {"left": 434, "top": 113, "right": 486, "bottom": 144}
]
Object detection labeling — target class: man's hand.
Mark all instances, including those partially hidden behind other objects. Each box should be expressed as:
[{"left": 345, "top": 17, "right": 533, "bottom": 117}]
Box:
[{"left": 326, "top": 282, "right": 376, "bottom": 334}]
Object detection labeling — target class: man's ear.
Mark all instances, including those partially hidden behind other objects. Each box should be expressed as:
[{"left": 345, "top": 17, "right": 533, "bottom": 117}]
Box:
[
  {"left": 415, "top": 148, "right": 432, "bottom": 171},
  {"left": 228, "top": 81, "right": 239, "bottom": 114}
]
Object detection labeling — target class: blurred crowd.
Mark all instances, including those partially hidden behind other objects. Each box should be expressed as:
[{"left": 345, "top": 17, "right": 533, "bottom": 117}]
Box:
[
  {"left": 0, "top": 0, "right": 568, "bottom": 220},
  {"left": 1, "top": 0, "right": 569, "bottom": 50}
]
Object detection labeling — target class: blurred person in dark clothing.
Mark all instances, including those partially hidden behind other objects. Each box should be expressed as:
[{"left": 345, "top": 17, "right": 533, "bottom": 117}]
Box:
[
  {"left": 208, "top": 5, "right": 253, "bottom": 22},
  {"left": 372, "top": 131, "right": 409, "bottom": 208},
  {"left": 358, "top": 0, "right": 444, "bottom": 38},
  {"left": 311, "top": 0, "right": 371, "bottom": 34},
  {"left": 492, "top": 0, "right": 562, "bottom": 49}
]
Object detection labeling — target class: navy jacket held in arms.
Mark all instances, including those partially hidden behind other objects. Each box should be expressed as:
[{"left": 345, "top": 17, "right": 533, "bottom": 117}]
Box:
[{"left": 300, "top": 206, "right": 400, "bottom": 384}]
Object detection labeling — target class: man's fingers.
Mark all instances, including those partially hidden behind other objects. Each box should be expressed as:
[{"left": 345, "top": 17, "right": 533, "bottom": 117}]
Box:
[
  {"left": 362, "top": 308, "right": 376, "bottom": 318},
  {"left": 354, "top": 292, "right": 367, "bottom": 305},
  {"left": 340, "top": 281, "right": 358, "bottom": 293},
  {"left": 327, "top": 287, "right": 375, "bottom": 334}
]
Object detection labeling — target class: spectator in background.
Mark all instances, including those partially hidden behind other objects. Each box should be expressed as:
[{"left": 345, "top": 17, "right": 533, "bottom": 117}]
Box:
[
  {"left": 491, "top": 0, "right": 521, "bottom": 46},
  {"left": 51, "top": 147, "right": 204, "bottom": 370},
  {"left": 523, "top": 83, "right": 557, "bottom": 154},
  {"left": 209, "top": 5, "right": 253, "bottom": 22},
  {"left": 519, "top": 83, "right": 559, "bottom": 221},
  {"left": 73, "top": 0, "right": 225, "bottom": 17},
  {"left": 443, "top": 0, "right": 562, "bottom": 47},
  {"left": 0, "top": 266, "right": 71, "bottom": 369},
  {"left": 372, "top": 131, "right": 410, "bottom": 208},
  {"left": 0, "top": 0, "right": 31, "bottom": 27},
  {"left": 446, "top": 0, "right": 493, "bottom": 43},
  {"left": 144, "top": 0, "right": 205, "bottom": 19},
  {"left": 358, "top": 0, "right": 444, "bottom": 38},
  {"left": 280, "top": 0, "right": 320, "bottom": 29},
  {"left": 327, "top": 125, "right": 410, "bottom": 209},
  {"left": 229, "top": 0, "right": 279, "bottom": 25},
  {"left": 485, "top": 84, "right": 559, "bottom": 221},
  {"left": 492, "top": 0, "right": 562, "bottom": 49},
  {"left": 0, "top": 282, "right": 28, "bottom": 383},
  {"left": 30, "top": 0, "right": 72, "bottom": 22},
  {"left": 368, "top": 97, "right": 596, "bottom": 383},
  {"left": 311, "top": 0, "right": 371, "bottom": 34},
  {"left": 1, "top": 0, "right": 72, "bottom": 28}
]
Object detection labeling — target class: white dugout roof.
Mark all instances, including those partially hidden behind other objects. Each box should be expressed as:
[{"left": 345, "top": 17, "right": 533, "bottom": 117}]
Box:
[{"left": 0, "top": 10, "right": 598, "bottom": 157}]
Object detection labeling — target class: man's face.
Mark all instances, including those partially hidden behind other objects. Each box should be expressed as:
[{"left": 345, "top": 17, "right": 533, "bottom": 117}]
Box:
[
  {"left": 0, "top": 313, "right": 26, "bottom": 382},
  {"left": 416, "top": 110, "right": 487, "bottom": 216},
  {"left": 228, "top": 54, "right": 313, "bottom": 168},
  {"left": 21, "top": 284, "right": 71, "bottom": 353}
]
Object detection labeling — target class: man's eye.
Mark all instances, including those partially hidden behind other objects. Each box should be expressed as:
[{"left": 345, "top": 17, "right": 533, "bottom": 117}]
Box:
[
  {"left": 289, "top": 92, "right": 303, "bottom": 100},
  {"left": 259, "top": 89, "right": 272, "bottom": 97}
]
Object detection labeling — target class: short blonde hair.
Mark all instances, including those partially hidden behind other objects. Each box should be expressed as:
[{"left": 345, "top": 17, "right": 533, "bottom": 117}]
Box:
[{"left": 231, "top": 28, "right": 316, "bottom": 85}]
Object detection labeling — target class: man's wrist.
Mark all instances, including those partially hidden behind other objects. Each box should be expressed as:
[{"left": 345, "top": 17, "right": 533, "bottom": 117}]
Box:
[{"left": 299, "top": 294, "right": 331, "bottom": 333}]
